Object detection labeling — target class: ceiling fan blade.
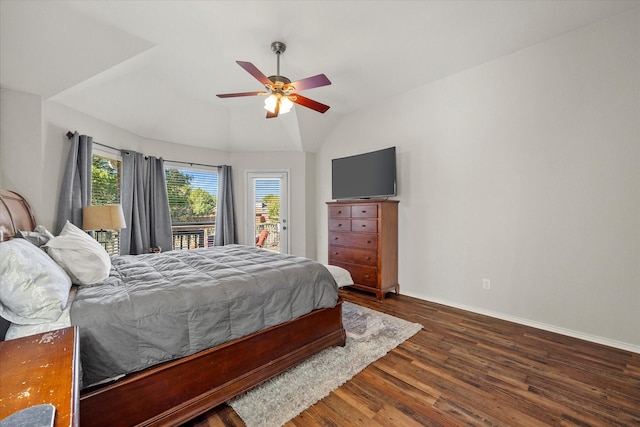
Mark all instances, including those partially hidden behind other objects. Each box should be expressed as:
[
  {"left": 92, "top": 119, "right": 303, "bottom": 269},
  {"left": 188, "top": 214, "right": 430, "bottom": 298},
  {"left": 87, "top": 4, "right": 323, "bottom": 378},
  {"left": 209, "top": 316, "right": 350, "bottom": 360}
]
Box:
[
  {"left": 266, "top": 101, "right": 280, "bottom": 119},
  {"left": 237, "top": 61, "right": 273, "bottom": 86},
  {"left": 289, "top": 74, "right": 331, "bottom": 91},
  {"left": 217, "top": 91, "right": 267, "bottom": 98},
  {"left": 291, "top": 94, "right": 330, "bottom": 113}
]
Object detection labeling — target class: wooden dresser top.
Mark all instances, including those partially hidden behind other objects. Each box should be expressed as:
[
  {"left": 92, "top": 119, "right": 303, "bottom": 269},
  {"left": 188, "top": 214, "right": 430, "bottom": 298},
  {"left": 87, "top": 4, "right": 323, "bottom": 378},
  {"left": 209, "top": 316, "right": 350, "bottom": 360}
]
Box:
[{"left": 0, "top": 327, "right": 79, "bottom": 427}]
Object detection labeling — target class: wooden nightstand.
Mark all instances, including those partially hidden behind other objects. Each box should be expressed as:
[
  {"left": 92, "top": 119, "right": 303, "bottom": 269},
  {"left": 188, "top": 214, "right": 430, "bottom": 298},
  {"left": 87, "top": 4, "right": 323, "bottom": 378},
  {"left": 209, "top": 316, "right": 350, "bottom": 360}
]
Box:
[{"left": 0, "top": 327, "right": 80, "bottom": 427}]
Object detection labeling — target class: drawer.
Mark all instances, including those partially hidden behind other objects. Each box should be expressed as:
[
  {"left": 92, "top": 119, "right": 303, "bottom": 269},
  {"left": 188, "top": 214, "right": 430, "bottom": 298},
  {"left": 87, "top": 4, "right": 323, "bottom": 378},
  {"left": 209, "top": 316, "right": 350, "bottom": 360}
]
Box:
[
  {"left": 329, "top": 246, "right": 377, "bottom": 266},
  {"left": 329, "top": 205, "right": 351, "bottom": 218},
  {"left": 351, "top": 219, "right": 377, "bottom": 233},
  {"left": 349, "top": 265, "right": 378, "bottom": 287},
  {"left": 329, "top": 231, "right": 378, "bottom": 250},
  {"left": 330, "top": 262, "right": 378, "bottom": 288},
  {"left": 350, "top": 205, "right": 378, "bottom": 218},
  {"left": 328, "top": 219, "right": 351, "bottom": 232}
]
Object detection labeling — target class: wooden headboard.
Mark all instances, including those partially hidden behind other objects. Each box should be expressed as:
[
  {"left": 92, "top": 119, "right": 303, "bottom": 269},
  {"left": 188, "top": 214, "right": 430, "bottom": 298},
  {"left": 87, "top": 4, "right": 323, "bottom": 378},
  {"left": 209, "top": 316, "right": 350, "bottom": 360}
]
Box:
[
  {"left": 0, "top": 189, "right": 37, "bottom": 339},
  {"left": 0, "top": 189, "right": 36, "bottom": 242}
]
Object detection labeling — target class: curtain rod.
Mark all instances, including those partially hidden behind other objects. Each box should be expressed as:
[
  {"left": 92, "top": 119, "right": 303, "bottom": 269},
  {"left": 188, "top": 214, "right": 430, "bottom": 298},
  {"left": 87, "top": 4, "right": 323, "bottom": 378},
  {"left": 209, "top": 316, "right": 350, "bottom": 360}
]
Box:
[
  {"left": 66, "top": 131, "right": 220, "bottom": 169},
  {"left": 163, "top": 159, "right": 221, "bottom": 168},
  {"left": 66, "top": 131, "right": 118, "bottom": 152}
]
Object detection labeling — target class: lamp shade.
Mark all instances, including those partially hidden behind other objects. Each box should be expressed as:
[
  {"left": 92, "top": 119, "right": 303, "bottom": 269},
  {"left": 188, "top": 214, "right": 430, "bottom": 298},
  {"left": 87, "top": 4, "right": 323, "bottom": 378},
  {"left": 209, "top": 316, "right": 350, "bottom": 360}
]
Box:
[{"left": 83, "top": 205, "right": 126, "bottom": 231}]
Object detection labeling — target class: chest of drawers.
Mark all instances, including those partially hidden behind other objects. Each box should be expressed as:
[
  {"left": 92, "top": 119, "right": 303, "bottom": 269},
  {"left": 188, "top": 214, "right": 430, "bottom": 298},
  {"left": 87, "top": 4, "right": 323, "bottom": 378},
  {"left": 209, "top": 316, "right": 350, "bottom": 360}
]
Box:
[{"left": 327, "top": 200, "right": 398, "bottom": 300}]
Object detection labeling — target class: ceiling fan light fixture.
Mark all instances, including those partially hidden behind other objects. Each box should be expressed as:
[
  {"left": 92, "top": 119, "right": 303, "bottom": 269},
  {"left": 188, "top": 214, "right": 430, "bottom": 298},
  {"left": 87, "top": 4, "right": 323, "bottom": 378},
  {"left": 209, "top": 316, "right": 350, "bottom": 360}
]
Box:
[
  {"left": 280, "top": 96, "right": 293, "bottom": 114},
  {"left": 264, "top": 94, "right": 278, "bottom": 113},
  {"left": 264, "top": 94, "right": 293, "bottom": 115}
]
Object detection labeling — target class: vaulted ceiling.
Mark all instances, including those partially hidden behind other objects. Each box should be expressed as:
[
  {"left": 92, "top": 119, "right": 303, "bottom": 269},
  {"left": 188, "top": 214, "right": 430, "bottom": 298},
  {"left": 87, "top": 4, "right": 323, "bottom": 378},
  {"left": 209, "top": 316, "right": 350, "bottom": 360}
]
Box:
[{"left": 1, "top": 1, "right": 637, "bottom": 152}]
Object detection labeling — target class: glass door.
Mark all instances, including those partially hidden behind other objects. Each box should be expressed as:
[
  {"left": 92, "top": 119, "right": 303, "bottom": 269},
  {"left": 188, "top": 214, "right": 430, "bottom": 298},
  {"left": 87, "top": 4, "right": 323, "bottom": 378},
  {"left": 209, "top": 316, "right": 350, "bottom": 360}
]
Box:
[{"left": 247, "top": 172, "right": 289, "bottom": 253}]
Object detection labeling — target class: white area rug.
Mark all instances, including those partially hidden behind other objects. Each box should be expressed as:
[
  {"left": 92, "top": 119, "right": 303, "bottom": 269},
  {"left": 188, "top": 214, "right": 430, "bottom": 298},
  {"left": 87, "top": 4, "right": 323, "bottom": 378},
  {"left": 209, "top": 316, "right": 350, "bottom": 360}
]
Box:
[{"left": 228, "top": 302, "right": 423, "bottom": 427}]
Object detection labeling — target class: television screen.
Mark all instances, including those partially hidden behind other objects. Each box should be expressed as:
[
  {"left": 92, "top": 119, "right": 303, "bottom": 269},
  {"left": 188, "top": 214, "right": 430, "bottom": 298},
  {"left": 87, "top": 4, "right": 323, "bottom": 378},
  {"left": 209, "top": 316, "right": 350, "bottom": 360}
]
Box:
[{"left": 331, "top": 147, "right": 396, "bottom": 200}]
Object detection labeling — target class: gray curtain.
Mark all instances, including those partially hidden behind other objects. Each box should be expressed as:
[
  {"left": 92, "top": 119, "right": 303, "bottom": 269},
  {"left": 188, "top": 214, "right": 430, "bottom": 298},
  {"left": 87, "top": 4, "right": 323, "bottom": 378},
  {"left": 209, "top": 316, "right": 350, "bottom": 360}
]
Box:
[
  {"left": 214, "top": 165, "right": 237, "bottom": 246},
  {"left": 55, "top": 132, "right": 92, "bottom": 234},
  {"left": 145, "top": 156, "right": 173, "bottom": 252},
  {"left": 120, "top": 150, "right": 148, "bottom": 255}
]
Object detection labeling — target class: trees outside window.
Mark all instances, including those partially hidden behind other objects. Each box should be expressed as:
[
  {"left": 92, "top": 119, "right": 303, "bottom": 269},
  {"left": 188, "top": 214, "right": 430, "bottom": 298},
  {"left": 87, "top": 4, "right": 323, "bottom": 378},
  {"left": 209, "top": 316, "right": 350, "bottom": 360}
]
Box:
[
  {"left": 262, "top": 194, "right": 280, "bottom": 222},
  {"left": 165, "top": 167, "right": 218, "bottom": 249},
  {"left": 92, "top": 155, "right": 120, "bottom": 205}
]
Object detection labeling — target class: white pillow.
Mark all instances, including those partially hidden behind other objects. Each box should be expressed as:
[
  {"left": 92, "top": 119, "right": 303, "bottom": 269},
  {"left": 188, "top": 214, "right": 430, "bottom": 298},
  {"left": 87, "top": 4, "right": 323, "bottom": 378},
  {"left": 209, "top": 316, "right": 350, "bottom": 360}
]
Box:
[
  {"left": 45, "top": 220, "right": 111, "bottom": 285},
  {"left": 0, "top": 238, "right": 72, "bottom": 324}
]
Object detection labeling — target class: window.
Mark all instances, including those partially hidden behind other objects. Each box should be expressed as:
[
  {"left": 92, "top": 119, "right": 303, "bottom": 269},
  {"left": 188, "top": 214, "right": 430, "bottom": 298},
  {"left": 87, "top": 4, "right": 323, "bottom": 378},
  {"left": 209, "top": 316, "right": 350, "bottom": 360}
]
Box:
[
  {"left": 90, "top": 155, "right": 219, "bottom": 253},
  {"left": 165, "top": 166, "right": 218, "bottom": 250},
  {"left": 91, "top": 153, "right": 122, "bottom": 255}
]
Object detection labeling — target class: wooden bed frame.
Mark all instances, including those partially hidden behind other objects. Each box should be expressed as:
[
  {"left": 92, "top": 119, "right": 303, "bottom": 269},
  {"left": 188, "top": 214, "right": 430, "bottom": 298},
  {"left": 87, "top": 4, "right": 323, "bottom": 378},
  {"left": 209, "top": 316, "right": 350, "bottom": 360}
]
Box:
[{"left": 0, "top": 189, "right": 347, "bottom": 426}]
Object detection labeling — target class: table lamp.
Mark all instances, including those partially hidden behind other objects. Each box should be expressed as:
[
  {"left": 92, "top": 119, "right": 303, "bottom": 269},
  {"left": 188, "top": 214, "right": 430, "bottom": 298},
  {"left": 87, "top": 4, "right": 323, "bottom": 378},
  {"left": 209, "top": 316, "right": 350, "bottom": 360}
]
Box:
[{"left": 83, "top": 205, "right": 126, "bottom": 253}]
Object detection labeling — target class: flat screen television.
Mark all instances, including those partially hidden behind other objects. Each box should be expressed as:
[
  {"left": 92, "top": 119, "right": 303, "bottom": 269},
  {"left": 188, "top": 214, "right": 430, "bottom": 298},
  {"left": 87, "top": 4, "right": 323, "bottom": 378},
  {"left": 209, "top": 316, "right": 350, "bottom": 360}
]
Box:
[{"left": 331, "top": 146, "right": 396, "bottom": 200}]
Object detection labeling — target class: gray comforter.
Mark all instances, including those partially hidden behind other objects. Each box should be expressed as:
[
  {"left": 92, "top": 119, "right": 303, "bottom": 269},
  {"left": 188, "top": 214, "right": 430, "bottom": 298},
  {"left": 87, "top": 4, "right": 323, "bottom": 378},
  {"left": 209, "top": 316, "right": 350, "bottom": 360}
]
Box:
[{"left": 70, "top": 245, "right": 339, "bottom": 386}]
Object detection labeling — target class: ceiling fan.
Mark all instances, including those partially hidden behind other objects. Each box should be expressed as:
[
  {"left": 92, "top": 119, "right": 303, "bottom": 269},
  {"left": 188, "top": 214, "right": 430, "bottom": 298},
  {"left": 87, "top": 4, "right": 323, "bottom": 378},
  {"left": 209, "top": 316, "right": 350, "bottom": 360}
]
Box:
[{"left": 217, "top": 41, "right": 331, "bottom": 119}]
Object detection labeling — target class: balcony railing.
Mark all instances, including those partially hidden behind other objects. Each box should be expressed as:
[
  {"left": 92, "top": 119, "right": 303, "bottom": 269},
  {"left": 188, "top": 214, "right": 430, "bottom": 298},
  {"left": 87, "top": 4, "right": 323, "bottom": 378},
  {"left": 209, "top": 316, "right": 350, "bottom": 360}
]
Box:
[
  {"left": 170, "top": 222, "right": 280, "bottom": 252},
  {"left": 97, "top": 224, "right": 280, "bottom": 254},
  {"left": 255, "top": 223, "right": 280, "bottom": 251},
  {"left": 171, "top": 224, "right": 215, "bottom": 250}
]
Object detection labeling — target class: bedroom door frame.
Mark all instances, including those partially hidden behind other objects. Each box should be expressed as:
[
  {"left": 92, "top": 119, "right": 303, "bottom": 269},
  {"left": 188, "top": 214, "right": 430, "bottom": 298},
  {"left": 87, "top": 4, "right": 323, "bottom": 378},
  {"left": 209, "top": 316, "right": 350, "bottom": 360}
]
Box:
[{"left": 246, "top": 171, "right": 289, "bottom": 254}]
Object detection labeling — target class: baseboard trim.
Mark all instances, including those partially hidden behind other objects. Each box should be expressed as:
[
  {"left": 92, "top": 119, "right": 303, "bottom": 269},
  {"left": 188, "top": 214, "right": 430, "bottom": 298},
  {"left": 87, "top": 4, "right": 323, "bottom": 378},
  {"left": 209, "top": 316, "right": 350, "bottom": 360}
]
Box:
[{"left": 404, "top": 292, "right": 640, "bottom": 355}]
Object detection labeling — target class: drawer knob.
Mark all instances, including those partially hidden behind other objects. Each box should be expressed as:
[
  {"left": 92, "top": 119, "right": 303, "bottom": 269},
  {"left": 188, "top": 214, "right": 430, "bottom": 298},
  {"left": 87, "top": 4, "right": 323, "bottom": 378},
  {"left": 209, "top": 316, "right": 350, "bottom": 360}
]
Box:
[
  {"left": 338, "top": 210, "right": 342, "bottom": 214},
  {"left": 361, "top": 224, "right": 366, "bottom": 227},
  {"left": 362, "top": 210, "right": 367, "bottom": 213},
  {"left": 365, "top": 256, "right": 371, "bottom": 260},
  {"left": 365, "top": 275, "right": 370, "bottom": 279},
  {"left": 338, "top": 223, "right": 342, "bottom": 227},
  {"left": 334, "top": 252, "right": 339, "bottom": 255},
  {"left": 367, "top": 240, "right": 371, "bottom": 244},
  {"left": 334, "top": 237, "right": 339, "bottom": 240}
]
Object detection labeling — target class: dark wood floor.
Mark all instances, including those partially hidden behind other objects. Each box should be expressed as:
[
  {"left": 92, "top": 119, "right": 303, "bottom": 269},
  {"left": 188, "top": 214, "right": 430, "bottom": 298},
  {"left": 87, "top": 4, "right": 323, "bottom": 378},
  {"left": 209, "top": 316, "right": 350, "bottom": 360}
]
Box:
[{"left": 184, "top": 288, "right": 640, "bottom": 426}]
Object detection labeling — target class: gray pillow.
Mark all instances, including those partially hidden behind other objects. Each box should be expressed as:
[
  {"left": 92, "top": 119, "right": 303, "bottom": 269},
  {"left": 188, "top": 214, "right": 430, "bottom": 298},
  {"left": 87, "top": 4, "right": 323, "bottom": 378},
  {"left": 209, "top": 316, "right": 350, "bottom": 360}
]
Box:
[{"left": 17, "top": 225, "right": 55, "bottom": 248}]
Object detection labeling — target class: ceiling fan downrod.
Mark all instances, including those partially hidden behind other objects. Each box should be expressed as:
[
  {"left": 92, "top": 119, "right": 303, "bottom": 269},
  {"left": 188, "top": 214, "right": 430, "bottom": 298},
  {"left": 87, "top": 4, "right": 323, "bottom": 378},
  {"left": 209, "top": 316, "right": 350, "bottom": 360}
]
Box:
[
  {"left": 271, "top": 41, "right": 286, "bottom": 76},
  {"left": 268, "top": 41, "right": 291, "bottom": 87}
]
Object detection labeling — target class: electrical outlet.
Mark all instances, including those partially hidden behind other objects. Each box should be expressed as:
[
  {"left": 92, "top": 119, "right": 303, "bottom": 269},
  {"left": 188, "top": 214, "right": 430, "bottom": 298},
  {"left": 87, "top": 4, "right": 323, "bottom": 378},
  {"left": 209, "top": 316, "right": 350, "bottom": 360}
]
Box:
[{"left": 482, "top": 279, "right": 491, "bottom": 290}]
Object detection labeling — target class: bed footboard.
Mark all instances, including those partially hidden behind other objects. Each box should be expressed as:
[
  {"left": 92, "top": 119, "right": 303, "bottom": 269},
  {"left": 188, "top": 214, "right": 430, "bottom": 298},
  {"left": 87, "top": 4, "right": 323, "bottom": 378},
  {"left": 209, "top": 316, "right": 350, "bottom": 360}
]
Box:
[{"left": 79, "top": 301, "right": 345, "bottom": 427}]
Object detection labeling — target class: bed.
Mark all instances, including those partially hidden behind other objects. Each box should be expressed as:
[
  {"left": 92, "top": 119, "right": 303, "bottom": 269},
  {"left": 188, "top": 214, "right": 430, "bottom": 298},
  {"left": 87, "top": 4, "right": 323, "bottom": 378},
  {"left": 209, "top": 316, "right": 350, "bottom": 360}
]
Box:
[{"left": 0, "top": 189, "right": 346, "bottom": 426}]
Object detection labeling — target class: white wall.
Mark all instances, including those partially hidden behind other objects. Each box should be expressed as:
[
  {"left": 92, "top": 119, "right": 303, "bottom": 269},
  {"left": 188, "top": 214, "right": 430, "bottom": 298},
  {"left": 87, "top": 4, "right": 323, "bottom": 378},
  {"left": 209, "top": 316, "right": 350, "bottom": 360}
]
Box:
[
  {"left": 305, "top": 152, "right": 317, "bottom": 259},
  {"left": 317, "top": 10, "right": 640, "bottom": 350},
  {"left": 0, "top": 88, "right": 46, "bottom": 218}
]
